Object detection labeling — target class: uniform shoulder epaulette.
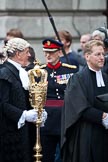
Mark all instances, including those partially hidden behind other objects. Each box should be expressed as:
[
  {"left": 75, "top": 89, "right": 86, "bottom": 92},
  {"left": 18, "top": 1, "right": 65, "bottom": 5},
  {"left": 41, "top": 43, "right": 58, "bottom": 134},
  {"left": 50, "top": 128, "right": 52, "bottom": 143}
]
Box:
[
  {"left": 40, "top": 64, "right": 47, "bottom": 69},
  {"left": 62, "top": 63, "right": 77, "bottom": 69}
]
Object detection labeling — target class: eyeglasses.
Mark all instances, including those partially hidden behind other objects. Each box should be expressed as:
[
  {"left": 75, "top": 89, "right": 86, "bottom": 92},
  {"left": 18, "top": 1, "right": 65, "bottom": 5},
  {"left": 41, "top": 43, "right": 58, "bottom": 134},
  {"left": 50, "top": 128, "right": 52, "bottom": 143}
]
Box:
[{"left": 93, "top": 53, "right": 105, "bottom": 57}]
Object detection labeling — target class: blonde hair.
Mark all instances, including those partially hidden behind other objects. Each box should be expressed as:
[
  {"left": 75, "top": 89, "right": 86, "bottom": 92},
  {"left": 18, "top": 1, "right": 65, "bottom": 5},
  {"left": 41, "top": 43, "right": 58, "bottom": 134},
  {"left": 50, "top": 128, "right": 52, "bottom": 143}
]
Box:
[{"left": 84, "top": 40, "right": 104, "bottom": 54}]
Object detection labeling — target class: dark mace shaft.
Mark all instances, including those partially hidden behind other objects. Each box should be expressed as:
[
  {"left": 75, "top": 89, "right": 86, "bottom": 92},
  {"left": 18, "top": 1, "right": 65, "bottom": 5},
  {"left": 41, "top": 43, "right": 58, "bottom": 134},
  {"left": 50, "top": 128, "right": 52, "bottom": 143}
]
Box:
[{"left": 41, "top": 0, "right": 70, "bottom": 64}]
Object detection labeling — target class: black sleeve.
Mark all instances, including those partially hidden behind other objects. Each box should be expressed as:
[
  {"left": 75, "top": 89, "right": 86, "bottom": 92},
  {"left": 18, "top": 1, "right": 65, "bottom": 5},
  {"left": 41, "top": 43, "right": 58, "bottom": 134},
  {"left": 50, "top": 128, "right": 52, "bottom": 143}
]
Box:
[
  {"left": 82, "top": 106, "right": 103, "bottom": 124},
  {"left": 0, "top": 79, "right": 23, "bottom": 123}
]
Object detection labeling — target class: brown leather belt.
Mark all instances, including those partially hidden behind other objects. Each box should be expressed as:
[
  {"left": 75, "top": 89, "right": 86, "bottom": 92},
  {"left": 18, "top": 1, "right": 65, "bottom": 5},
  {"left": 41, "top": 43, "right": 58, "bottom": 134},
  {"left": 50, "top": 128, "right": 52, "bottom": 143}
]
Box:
[{"left": 45, "top": 100, "right": 64, "bottom": 107}]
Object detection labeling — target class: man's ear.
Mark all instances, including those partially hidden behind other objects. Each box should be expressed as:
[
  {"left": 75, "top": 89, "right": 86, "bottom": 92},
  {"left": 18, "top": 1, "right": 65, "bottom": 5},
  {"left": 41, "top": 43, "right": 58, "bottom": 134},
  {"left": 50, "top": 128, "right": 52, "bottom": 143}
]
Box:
[
  {"left": 84, "top": 52, "right": 89, "bottom": 61},
  {"left": 66, "top": 41, "right": 71, "bottom": 47},
  {"left": 16, "top": 51, "right": 21, "bottom": 58}
]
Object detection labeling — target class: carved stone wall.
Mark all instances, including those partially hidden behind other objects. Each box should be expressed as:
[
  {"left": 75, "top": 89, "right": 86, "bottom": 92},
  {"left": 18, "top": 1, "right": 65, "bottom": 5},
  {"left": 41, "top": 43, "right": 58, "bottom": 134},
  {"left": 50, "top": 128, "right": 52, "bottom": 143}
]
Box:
[{"left": 0, "top": 0, "right": 106, "bottom": 62}]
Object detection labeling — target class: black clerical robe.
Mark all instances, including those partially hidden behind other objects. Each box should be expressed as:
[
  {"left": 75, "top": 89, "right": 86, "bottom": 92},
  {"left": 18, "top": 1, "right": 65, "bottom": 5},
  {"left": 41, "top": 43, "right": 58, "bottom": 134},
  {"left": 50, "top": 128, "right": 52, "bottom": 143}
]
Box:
[{"left": 61, "top": 66, "right": 108, "bottom": 162}]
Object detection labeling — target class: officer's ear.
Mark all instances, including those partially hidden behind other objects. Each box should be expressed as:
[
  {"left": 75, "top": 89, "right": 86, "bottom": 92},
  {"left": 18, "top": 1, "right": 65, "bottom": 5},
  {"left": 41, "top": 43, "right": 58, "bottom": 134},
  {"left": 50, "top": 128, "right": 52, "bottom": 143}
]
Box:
[{"left": 58, "top": 49, "right": 62, "bottom": 56}]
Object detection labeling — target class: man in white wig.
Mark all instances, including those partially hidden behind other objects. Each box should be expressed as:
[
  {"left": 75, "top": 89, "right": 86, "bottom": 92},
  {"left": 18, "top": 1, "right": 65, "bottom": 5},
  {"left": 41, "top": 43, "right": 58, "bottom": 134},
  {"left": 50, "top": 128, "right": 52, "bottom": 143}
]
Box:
[{"left": 0, "top": 38, "right": 47, "bottom": 162}]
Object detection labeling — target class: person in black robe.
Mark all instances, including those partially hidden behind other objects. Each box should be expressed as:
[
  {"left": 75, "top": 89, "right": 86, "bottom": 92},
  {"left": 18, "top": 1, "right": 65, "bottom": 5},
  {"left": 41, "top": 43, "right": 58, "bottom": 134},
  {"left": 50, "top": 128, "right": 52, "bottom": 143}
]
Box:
[
  {"left": 0, "top": 38, "right": 47, "bottom": 162},
  {"left": 61, "top": 40, "right": 108, "bottom": 162},
  {"left": 103, "top": 55, "right": 108, "bottom": 74}
]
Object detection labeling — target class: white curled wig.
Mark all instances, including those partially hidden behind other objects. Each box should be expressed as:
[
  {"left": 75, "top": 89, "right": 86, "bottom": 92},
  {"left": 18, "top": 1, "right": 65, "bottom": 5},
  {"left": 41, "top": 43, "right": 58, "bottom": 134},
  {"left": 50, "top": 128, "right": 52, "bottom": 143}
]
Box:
[{"left": 3, "top": 37, "right": 30, "bottom": 56}]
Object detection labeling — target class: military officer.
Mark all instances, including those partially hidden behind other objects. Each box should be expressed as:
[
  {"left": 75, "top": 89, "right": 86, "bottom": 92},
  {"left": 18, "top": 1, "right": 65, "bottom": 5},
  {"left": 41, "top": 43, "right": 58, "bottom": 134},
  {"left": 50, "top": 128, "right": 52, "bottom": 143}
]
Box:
[{"left": 40, "top": 38, "right": 78, "bottom": 162}]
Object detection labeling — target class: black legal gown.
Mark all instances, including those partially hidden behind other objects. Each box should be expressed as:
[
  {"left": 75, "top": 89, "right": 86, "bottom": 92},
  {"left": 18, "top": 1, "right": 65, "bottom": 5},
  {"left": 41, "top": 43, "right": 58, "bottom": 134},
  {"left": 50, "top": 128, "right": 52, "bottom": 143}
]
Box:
[
  {"left": 0, "top": 61, "right": 35, "bottom": 162},
  {"left": 61, "top": 66, "right": 108, "bottom": 162}
]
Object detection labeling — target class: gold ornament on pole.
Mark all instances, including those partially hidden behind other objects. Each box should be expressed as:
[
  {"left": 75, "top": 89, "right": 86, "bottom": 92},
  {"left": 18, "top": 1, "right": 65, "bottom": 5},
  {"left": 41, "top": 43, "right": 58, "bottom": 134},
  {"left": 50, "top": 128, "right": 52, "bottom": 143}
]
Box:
[{"left": 28, "top": 63, "right": 48, "bottom": 162}]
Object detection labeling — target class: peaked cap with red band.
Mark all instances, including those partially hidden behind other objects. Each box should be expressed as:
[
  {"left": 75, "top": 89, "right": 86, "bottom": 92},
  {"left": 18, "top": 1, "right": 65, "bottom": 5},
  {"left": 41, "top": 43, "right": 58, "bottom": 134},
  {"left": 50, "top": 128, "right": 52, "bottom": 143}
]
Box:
[{"left": 42, "top": 38, "right": 63, "bottom": 52}]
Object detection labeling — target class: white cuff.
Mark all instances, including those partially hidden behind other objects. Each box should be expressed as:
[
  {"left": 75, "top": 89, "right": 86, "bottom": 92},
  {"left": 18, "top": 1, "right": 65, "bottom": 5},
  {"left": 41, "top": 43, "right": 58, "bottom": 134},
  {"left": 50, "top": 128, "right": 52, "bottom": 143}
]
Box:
[{"left": 18, "top": 111, "right": 26, "bottom": 129}]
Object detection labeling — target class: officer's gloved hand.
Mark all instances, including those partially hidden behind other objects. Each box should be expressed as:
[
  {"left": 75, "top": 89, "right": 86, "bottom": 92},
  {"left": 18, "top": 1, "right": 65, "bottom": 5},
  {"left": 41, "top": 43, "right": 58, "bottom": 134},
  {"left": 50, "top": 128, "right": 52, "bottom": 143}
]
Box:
[
  {"left": 41, "top": 109, "right": 48, "bottom": 127},
  {"left": 24, "top": 109, "right": 38, "bottom": 122},
  {"left": 102, "top": 113, "right": 108, "bottom": 129}
]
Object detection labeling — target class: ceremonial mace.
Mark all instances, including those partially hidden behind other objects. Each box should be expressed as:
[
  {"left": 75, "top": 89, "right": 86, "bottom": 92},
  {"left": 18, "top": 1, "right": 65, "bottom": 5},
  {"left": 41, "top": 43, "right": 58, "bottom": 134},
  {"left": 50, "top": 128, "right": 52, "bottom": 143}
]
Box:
[{"left": 28, "top": 63, "right": 48, "bottom": 162}]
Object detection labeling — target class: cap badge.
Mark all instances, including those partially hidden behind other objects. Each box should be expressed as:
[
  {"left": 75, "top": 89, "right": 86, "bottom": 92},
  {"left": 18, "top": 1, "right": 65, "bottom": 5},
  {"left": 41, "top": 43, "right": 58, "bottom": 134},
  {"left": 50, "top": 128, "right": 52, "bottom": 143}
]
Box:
[{"left": 47, "top": 41, "right": 51, "bottom": 46}]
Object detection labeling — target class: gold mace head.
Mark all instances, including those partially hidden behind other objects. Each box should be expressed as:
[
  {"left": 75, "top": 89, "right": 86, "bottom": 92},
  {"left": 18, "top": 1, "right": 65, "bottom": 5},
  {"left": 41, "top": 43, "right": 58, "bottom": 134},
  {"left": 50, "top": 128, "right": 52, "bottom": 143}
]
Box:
[{"left": 28, "top": 64, "right": 48, "bottom": 113}]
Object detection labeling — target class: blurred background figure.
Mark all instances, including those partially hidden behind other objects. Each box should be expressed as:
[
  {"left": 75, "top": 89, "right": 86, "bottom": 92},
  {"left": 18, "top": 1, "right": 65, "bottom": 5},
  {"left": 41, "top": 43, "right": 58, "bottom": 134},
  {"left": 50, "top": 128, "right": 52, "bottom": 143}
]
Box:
[
  {"left": 92, "top": 27, "right": 108, "bottom": 74},
  {"left": 79, "top": 33, "right": 92, "bottom": 56},
  {"left": 0, "top": 28, "right": 24, "bottom": 65},
  {"left": 0, "top": 52, "right": 6, "bottom": 67},
  {"left": 4, "top": 28, "right": 24, "bottom": 45},
  {"left": 92, "top": 27, "right": 108, "bottom": 41},
  {"left": 91, "top": 27, "right": 108, "bottom": 55},
  {"left": 77, "top": 33, "right": 92, "bottom": 70},
  {"left": 25, "top": 47, "right": 37, "bottom": 71},
  {"left": 0, "top": 40, "right": 7, "bottom": 66},
  {"left": 55, "top": 30, "right": 79, "bottom": 72}
]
